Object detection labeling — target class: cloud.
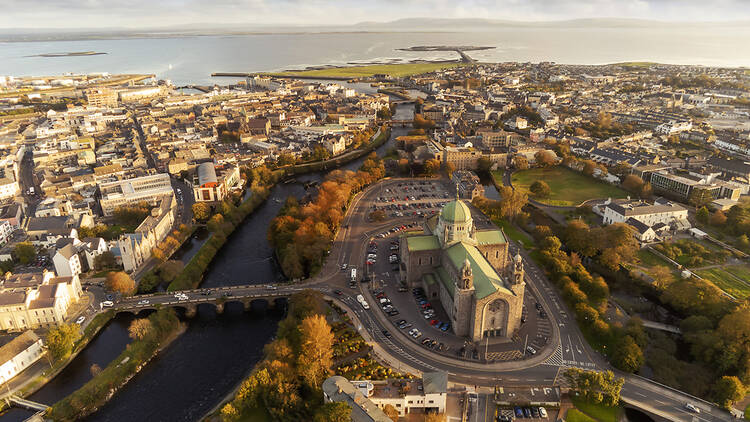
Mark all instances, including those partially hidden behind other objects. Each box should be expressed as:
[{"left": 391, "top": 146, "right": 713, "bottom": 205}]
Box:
[{"left": 1, "top": 0, "right": 748, "bottom": 28}]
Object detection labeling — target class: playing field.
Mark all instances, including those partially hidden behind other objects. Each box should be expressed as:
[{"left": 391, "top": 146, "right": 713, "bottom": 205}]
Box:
[
  {"left": 266, "top": 62, "right": 466, "bottom": 78},
  {"left": 696, "top": 266, "right": 750, "bottom": 301},
  {"left": 511, "top": 167, "right": 628, "bottom": 206}
]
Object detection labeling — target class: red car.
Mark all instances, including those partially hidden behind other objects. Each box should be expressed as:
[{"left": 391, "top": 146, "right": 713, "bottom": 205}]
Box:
[{"left": 430, "top": 319, "right": 439, "bottom": 326}]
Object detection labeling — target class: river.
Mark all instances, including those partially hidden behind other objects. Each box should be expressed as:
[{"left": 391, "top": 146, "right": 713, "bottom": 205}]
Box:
[{"left": 0, "top": 105, "right": 413, "bottom": 422}]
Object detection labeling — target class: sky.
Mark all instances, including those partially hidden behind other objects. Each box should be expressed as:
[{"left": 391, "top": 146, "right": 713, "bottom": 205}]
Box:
[{"left": 2, "top": 0, "right": 750, "bottom": 29}]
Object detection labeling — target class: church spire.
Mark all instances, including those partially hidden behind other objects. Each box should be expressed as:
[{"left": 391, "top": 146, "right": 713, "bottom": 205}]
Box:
[{"left": 455, "top": 182, "right": 459, "bottom": 200}]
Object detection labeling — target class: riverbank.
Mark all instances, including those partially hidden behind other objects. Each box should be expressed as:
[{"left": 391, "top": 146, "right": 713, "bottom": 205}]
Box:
[
  {"left": 48, "top": 308, "right": 183, "bottom": 421},
  {"left": 0, "top": 310, "right": 116, "bottom": 415}
]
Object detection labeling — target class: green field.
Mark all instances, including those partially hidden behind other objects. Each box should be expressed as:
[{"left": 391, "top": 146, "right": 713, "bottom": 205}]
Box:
[
  {"left": 696, "top": 266, "right": 750, "bottom": 300},
  {"left": 266, "top": 62, "right": 466, "bottom": 78},
  {"left": 511, "top": 166, "right": 628, "bottom": 206},
  {"left": 566, "top": 409, "right": 597, "bottom": 422},
  {"left": 571, "top": 397, "right": 620, "bottom": 422},
  {"left": 493, "top": 218, "right": 535, "bottom": 248},
  {"left": 490, "top": 169, "right": 505, "bottom": 186},
  {"left": 611, "top": 61, "right": 659, "bottom": 68}
]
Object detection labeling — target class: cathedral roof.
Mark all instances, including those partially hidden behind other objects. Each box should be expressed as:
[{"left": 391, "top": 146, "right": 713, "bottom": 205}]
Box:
[
  {"left": 445, "top": 242, "right": 512, "bottom": 299},
  {"left": 440, "top": 199, "right": 471, "bottom": 224}
]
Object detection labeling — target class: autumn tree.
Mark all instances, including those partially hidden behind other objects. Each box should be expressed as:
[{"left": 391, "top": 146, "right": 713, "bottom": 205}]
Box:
[
  {"left": 105, "top": 271, "right": 136, "bottom": 296},
  {"left": 529, "top": 180, "right": 551, "bottom": 198},
  {"left": 46, "top": 323, "right": 81, "bottom": 361},
  {"left": 564, "top": 368, "right": 624, "bottom": 406},
  {"left": 611, "top": 335, "right": 644, "bottom": 373},
  {"left": 498, "top": 186, "right": 528, "bottom": 221},
  {"left": 622, "top": 174, "right": 645, "bottom": 195},
  {"left": 128, "top": 318, "right": 152, "bottom": 340},
  {"left": 712, "top": 376, "right": 745, "bottom": 409},
  {"left": 383, "top": 404, "right": 399, "bottom": 422},
  {"left": 297, "top": 314, "right": 335, "bottom": 388},
  {"left": 313, "top": 402, "right": 351, "bottom": 422},
  {"left": 208, "top": 213, "right": 225, "bottom": 233},
  {"left": 192, "top": 202, "right": 211, "bottom": 221},
  {"left": 514, "top": 155, "right": 529, "bottom": 170},
  {"left": 689, "top": 188, "right": 713, "bottom": 208},
  {"left": 159, "top": 260, "right": 184, "bottom": 283},
  {"left": 424, "top": 414, "right": 447, "bottom": 422},
  {"left": 534, "top": 150, "right": 556, "bottom": 167},
  {"left": 710, "top": 210, "right": 727, "bottom": 226}
]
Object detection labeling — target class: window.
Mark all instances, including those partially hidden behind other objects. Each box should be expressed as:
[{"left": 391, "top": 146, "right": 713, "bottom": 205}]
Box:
[{"left": 408, "top": 400, "right": 413, "bottom": 404}]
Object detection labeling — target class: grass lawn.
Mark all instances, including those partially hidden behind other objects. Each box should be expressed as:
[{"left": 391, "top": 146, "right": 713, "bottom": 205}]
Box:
[
  {"left": 745, "top": 403, "right": 750, "bottom": 420},
  {"left": 566, "top": 409, "right": 597, "bottom": 422},
  {"left": 490, "top": 169, "right": 505, "bottom": 185},
  {"left": 637, "top": 249, "right": 670, "bottom": 268},
  {"left": 511, "top": 167, "right": 628, "bottom": 206},
  {"left": 493, "top": 218, "right": 534, "bottom": 248},
  {"left": 266, "top": 62, "right": 466, "bottom": 78},
  {"left": 571, "top": 396, "right": 620, "bottom": 422},
  {"left": 696, "top": 266, "right": 750, "bottom": 300}
]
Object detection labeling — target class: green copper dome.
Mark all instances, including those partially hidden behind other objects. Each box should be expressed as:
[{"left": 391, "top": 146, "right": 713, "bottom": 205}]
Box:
[{"left": 440, "top": 199, "right": 471, "bottom": 224}]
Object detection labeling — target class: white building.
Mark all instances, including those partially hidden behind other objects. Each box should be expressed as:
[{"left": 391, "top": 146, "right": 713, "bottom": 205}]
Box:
[
  {"left": 0, "top": 331, "right": 44, "bottom": 385},
  {"left": 98, "top": 173, "right": 174, "bottom": 216},
  {"left": 602, "top": 198, "right": 689, "bottom": 227},
  {"left": 0, "top": 271, "right": 83, "bottom": 331},
  {"left": 0, "top": 220, "right": 13, "bottom": 247},
  {"left": 52, "top": 243, "right": 83, "bottom": 278}
]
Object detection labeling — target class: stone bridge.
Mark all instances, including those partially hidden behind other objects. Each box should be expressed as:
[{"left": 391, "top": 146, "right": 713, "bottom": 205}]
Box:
[{"left": 113, "top": 285, "right": 308, "bottom": 317}]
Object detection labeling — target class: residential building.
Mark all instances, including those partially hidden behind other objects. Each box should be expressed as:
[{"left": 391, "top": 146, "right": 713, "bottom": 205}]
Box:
[
  {"left": 85, "top": 88, "right": 118, "bottom": 108},
  {"left": 118, "top": 196, "right": 177, "bottom": 272},
  {"left": 0, "top": 221, "right": 12, "bottom": 247},
  {"left": 98, "top": 173, "right": 174, "bottom": 215},
  {"left": 601, "top": 198, "right": 689, "bottom": 227},
  {"left": 52, "top": 243, "right": 83, "bottom": 278},
  {"left": 452, "top": 170, "right": 485, "bottom": 200},
  {"left": 0, "top": 331, "right": 44, "bottom": 385},
  {"left": 0, "top": 271, "right": 82, "bottom": 331}
]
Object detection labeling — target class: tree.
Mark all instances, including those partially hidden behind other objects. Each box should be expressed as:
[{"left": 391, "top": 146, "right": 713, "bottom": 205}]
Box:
[
  {"left": 710, "top": 210, "right": 727, "bottom": 226},
  {"left": 105, "top": 271, "right": 135, "bottom": 296},
  {"left": 159, "top": 260, "right": 184, "bottom": 283},
  {"left": 529, "top": 180, "right": 551, "bottom": 198},
  {"left": 46, "top": 323, "right": 81, "bottom": 361},
  {"left": 564, "top": 368, "right": 624, "bottom": 406},
  {"left": 128, "top": 318, "right": 152, "bottom": 340},
  {"left": 534, "top": 150, "right": 556, "bottom": 167},
  {"left": 220, "top": 403, "right": 240, "bottom": 421},
  {"left": 498, "top": 186, "right": 528, "bottom": 221},
  {"left": 93, "top": 251, "right": 116, "bottom": 270},
  {"left": 582, "top": 160, "right": 597, "bottom": 176},
  {"left": 13, "top": 242, "right": 36, "bottom": 265},
  {"left": 712, "top": 376, "right": 745, "bottom": 409},
  {"left": 514, "top": 155, "right": 529, "bottom": 170},
  {"left": 477, "top": 157, "right": 493, "bottom": 173},
  {"left": 689, "top": 188, "right": 713, "bottom": 208},
  {"left": 424, "top": 414, "right": 447, "bottom": 422},
  {"left": 313, "top": 402, "right": 351, "bottom": 422},
  {"left": 297, "top": 314, "right": 334, "bottom": 389},
  {"left": 622, "top": 174, "right": 645, "bottom": 195},
  {"left": 207, "top": 213, "right": 225, "bottom": 233},
  {"left": 423, "top": 159, "right": 441, "bottom": 177},
  {"left": 383, "top": 404, "right": 399, "bottom": 422},
  {"left": 611, "top": 335, "right": 644, "bottom": 373},
  {"left": 192, "top": 202, "right": 211, "bottom": 221},
  {"left": 696, "top": 206, "right": 710, "bottom": 224}
]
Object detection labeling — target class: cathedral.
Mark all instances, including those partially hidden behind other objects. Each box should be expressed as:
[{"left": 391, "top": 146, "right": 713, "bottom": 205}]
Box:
[{"left": 399, "top": 197, "right": 525, "bottom": 342}]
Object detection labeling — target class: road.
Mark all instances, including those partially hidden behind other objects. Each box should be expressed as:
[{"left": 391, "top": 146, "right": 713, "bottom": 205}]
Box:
[{"left": 104, "top": 177, "right": 734, "bottom": 422}]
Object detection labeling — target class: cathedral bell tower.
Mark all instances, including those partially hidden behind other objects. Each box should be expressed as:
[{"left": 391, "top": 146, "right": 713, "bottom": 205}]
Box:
[{"left": 453, "top": 258, "right": 475, "bottom": 338}]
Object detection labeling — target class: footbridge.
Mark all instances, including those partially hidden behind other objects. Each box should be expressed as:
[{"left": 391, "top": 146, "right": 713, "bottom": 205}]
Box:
[
  {"left": 387, "top": 119, "right": 413, "bottom": 128},
  {"left": 4, "top": 395, "right": 49, "bottom": 412},
  {"left": 113, "top": 284, "right": 312, "bottom": 317}
]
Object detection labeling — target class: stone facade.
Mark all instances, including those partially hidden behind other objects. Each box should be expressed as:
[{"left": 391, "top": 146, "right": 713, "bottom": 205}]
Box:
[{"left": 399, "top": 199, "right": 525, "bottom": 341}]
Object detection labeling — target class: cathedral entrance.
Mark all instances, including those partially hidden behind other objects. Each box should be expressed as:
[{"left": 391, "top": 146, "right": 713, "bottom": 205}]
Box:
[{"left": 481, "top": 299, "right": 508, "bottom": 338}]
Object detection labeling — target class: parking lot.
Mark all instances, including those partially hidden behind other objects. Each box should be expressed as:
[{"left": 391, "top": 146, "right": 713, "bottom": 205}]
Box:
[
  {"left": 370, "top": 180, "right": 452, "bottom": 219},
  {"left": 358, "top": 210, "right": 553, "bottom": 363}
]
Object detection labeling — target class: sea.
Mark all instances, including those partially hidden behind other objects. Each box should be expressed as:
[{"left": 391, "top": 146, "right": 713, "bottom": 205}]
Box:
[{"left": 0, "top": 28, "right": 749, "bottom": 85}]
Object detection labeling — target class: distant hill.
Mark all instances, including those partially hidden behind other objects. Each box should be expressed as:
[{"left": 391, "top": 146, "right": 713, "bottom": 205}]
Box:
[{"left": 1, "top": 17, "right": 748, "bottom": 42}]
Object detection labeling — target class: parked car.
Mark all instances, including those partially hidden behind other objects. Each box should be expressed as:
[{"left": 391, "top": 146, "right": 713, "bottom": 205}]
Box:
[
  {"left": 101, "top": 301, "right": 114, "bottom": 308},
  {"left": 514, "top": 407, "right": 523, "bottom": 418},
  {"left": 539, "top": 407, "right": 548, "bottom": 418},
  {"left": 75, "top": 316, "right": 85, "bottom": 324}
]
